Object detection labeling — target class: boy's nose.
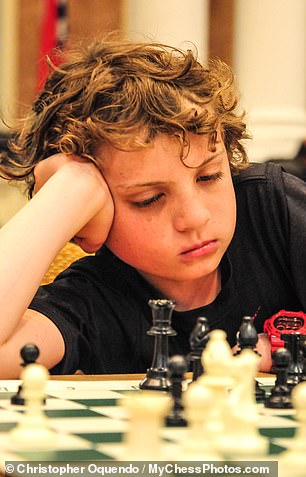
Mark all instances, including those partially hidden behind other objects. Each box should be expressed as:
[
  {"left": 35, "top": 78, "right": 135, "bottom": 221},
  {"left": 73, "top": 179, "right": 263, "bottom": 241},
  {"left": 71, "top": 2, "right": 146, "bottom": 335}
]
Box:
[{"left": 173, "top": 194, "right": 210, "bottom": 232}]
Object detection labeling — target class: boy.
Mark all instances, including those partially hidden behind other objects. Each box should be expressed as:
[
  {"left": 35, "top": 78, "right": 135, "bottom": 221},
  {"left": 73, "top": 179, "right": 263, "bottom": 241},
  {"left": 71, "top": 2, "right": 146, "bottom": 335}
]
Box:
[{"left": 0, "top": 38, "right": 305, "bottom": 377}]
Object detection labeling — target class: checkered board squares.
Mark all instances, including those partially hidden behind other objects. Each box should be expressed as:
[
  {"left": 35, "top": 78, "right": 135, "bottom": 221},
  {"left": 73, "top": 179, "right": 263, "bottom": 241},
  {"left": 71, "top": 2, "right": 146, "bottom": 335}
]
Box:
[{"left": 0, "top": 377, "right": 299, "bottom": 464}]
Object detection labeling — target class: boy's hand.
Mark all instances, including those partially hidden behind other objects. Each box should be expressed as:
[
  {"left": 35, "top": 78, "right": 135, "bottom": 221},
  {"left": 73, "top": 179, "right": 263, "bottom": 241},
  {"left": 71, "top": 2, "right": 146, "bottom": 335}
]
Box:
[
  {"left": 256, "top": 333, "right": 272, "bottom": 372},
  {"left": 34, "top": 154, "right": 114, "bottom": 253},
  {"left": 231, "top": 332, "right": 272, "bottom": 372},
  {"left": 33, "top": 153, "right": 70, "bottom": 193}
]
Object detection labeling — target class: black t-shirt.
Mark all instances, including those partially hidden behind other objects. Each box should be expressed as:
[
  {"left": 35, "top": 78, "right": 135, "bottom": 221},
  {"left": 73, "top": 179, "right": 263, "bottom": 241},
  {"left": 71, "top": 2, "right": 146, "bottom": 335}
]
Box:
[{"left": 29, "top": 163, "right": 306, "bottom": 374}]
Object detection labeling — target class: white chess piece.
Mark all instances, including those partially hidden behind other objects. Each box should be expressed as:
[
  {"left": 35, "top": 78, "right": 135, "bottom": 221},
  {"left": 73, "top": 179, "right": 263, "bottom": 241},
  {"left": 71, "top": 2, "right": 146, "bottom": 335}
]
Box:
[
  {"left": 279, "top": 381, "right": 306, "bottom": 477},
  {"left": 10, "top": 363, "right": 57, "bottom": 450},
  {"left": 217, "top": 349, "right": 268, "bottom": 457},
  {"left": 197, "top": 329, "right": 234, "bottom": 437},
  {"left": 121, "top": 391, "right": 171, "bottom": 460},
  {"left": 181, "top": 379, "right": 221, "bottom": 460}
]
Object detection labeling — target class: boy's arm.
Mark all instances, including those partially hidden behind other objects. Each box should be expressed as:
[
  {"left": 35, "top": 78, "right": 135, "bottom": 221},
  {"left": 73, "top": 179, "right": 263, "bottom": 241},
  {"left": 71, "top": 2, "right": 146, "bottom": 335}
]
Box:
[
  {"left": 0, "top": 157, "right": 114, "bottom": 377},
  {"left": 0, "top": 309, "right": 66, "bottom": 378},
  {"left": 33, "top": 154, "right": 114, "bottom": 253}
]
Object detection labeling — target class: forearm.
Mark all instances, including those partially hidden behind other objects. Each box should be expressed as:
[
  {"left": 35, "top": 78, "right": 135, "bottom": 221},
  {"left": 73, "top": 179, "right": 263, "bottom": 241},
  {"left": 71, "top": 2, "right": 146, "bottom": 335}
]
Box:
[{"left": 0, "top": 161, "right": 108, "bottom": 344}]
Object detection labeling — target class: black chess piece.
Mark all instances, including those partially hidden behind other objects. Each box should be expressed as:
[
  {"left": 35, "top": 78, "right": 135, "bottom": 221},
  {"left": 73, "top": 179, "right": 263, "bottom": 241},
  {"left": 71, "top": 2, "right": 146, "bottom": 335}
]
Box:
[
  {"left": 165, "top": 355, "right": 188, "bottom": 427},
  {"left": 11, "top": 343, "right": 40, "bottom": 405},
  {"left": 188, "top": 316, "right": 210, "bottom": 381},
  {"left": 281, "top": 333, "right": 304, "bottom": 390},
  {"left": 235, "top": 316, "right": 266, "bottom": 402},
  {"left": 234, "top": 316, "right": 258, "bottom": 354},
  {"left": 139, "top": 299, "right": 177, "bottom": 391},
  {"left": 264, "top": 348, "right": 293, "bottom": 409}
]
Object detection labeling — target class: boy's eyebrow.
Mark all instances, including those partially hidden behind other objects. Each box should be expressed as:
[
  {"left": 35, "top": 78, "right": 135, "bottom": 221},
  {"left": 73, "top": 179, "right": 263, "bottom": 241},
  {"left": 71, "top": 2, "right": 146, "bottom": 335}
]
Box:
[
  {"left": 116, "top": 151, "right": 224, "bottom": 190},
  {"left": 182, "top": 149, "right": 224, "bottom": 169},
  {"left": 118, "top": 180, "right": 168, "bottom": 190}
]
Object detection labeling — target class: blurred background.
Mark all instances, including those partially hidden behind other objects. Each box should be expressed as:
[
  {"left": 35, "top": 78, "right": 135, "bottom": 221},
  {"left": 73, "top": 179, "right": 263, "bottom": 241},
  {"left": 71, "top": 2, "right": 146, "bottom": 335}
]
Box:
[{"left": 0, "top": 0, "right": 305, "bottom": 226}]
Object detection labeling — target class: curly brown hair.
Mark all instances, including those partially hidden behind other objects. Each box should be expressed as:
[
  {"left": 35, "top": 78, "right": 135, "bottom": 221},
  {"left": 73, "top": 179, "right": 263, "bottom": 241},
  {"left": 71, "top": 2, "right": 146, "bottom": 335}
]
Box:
[{"left": 0, "top": 38, "right": 250, "bottom": 197}]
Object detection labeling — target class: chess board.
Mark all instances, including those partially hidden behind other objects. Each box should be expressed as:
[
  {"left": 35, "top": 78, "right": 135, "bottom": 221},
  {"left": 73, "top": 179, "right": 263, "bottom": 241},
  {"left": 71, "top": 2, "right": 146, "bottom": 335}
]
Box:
[{"left": 0, "top": 377, "right": 299, "bottom": 473}]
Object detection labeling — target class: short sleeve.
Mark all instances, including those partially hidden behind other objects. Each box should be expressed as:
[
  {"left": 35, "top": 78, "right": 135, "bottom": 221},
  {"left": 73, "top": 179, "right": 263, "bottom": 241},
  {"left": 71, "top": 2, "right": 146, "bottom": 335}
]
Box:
[{"left": 29, "top": 269, "right": 101, "bottom": 374}]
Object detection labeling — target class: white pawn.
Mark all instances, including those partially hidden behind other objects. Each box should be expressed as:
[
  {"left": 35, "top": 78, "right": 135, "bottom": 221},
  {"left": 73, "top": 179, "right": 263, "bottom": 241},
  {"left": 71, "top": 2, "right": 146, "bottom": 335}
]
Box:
[
  {"left": 10, "top": 363, "right": 57, "bottom": 450},
  {"left": 217, "top": 349, "right": 268, "bottom": 457},
  {"left": 279, "top": 381, "right": 306, "bottom": 477},
  {"left": 181, "top": 379, "right": 221, "bottom": 460},
  {"left": 197, "top": 330, "right": 234, "bottom": 437},
  {"left": 201, "top": 329, "right": 233, "bottom": 380},
  {"left": 121, "top": 391, "right": 171, "bottom": 460}
]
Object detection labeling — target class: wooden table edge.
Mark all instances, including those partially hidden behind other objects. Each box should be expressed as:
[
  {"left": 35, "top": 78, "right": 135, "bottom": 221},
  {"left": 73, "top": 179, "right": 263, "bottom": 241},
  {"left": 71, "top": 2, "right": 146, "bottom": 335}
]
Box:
[{"left": 49, "top": 371, "right": 274, "bottom": 381}]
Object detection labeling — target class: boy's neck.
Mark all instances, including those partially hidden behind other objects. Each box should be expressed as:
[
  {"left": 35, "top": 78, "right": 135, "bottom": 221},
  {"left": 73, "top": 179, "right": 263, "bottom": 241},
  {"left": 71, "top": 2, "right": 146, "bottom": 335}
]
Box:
[{"left": 140, "top": 268, "right": 221, "bottom": 312}]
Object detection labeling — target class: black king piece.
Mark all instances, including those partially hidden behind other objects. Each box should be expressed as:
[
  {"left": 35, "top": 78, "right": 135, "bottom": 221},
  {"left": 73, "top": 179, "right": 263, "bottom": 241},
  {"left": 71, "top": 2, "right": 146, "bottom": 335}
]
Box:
[{"left": 139, "top": 299, "right": 177, "bottom": 391}]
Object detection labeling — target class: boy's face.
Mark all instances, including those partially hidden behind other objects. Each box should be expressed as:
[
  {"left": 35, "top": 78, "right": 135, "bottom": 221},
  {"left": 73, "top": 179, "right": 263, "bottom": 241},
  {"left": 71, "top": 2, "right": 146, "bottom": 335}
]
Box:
[{"left": 98, "top": 133, "right": 236, "bottom": 293}]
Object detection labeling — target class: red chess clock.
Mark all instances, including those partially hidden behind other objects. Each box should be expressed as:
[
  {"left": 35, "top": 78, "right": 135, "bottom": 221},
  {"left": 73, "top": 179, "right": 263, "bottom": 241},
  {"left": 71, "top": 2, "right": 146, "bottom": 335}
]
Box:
[{"left": 264, "top": 310, "right": 306, "bottom": 352}]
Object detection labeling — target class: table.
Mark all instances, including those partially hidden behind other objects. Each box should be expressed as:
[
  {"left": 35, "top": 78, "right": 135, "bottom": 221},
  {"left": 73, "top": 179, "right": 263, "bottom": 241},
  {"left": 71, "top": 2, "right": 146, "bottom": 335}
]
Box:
[{"left": 0, "top": 371, "right": 297, "bottom": 477}]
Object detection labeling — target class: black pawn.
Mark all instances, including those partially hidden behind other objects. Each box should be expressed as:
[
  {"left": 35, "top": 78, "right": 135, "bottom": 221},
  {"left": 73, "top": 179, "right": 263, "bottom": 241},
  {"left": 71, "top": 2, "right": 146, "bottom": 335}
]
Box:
[
  {"left": 188, "top": 317, "right": 210, "bottom": 381},
  {"left": 265, "top": 348, "right": 293, "bottom": 409},
  {"left": 165, "top": 355, "right": 188, "bottom": 427},
  {"left": 11, "top": 344, "right": 40, "bottom": 405},
  {"left": 234, "top": 316, "right": 258, "bottom": 354},
  {"left": 281, "top": 333, "right": 304, "bottom": 390},
  {"left": 139, "top": 299, "right": 177, "bottom": 391},
  {"left": 235, "top": 316, "right": 265, "bottom": 402}
]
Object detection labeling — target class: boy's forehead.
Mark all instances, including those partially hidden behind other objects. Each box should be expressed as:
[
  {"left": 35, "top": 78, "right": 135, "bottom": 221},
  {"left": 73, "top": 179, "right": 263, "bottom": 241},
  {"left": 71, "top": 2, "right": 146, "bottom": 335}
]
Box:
[
  {"left": 96, "top": 134, "right": 180, "bottom": 167},
  {"left": 96, "top": 132, "right": 224, "bottom": 174}
]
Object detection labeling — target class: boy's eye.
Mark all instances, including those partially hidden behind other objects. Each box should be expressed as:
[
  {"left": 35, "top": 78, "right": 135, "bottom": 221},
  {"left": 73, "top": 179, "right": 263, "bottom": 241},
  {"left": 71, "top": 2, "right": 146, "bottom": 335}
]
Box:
[
  {"left": 197, "top": 171, "right": 224, "bottom": 182},
  {"left": 133, "top": 193, "right": 164, "bottom": 208},
  {"left": 131, "top": 172, "right": 224, "bottom": 208}
]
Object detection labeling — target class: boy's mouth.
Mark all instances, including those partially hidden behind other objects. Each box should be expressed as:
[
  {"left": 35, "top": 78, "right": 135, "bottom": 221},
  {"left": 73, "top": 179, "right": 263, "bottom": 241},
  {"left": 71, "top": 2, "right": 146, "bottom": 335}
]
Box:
[{"left": 180, "top": 240, "right": 217, "bottom": 256}]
